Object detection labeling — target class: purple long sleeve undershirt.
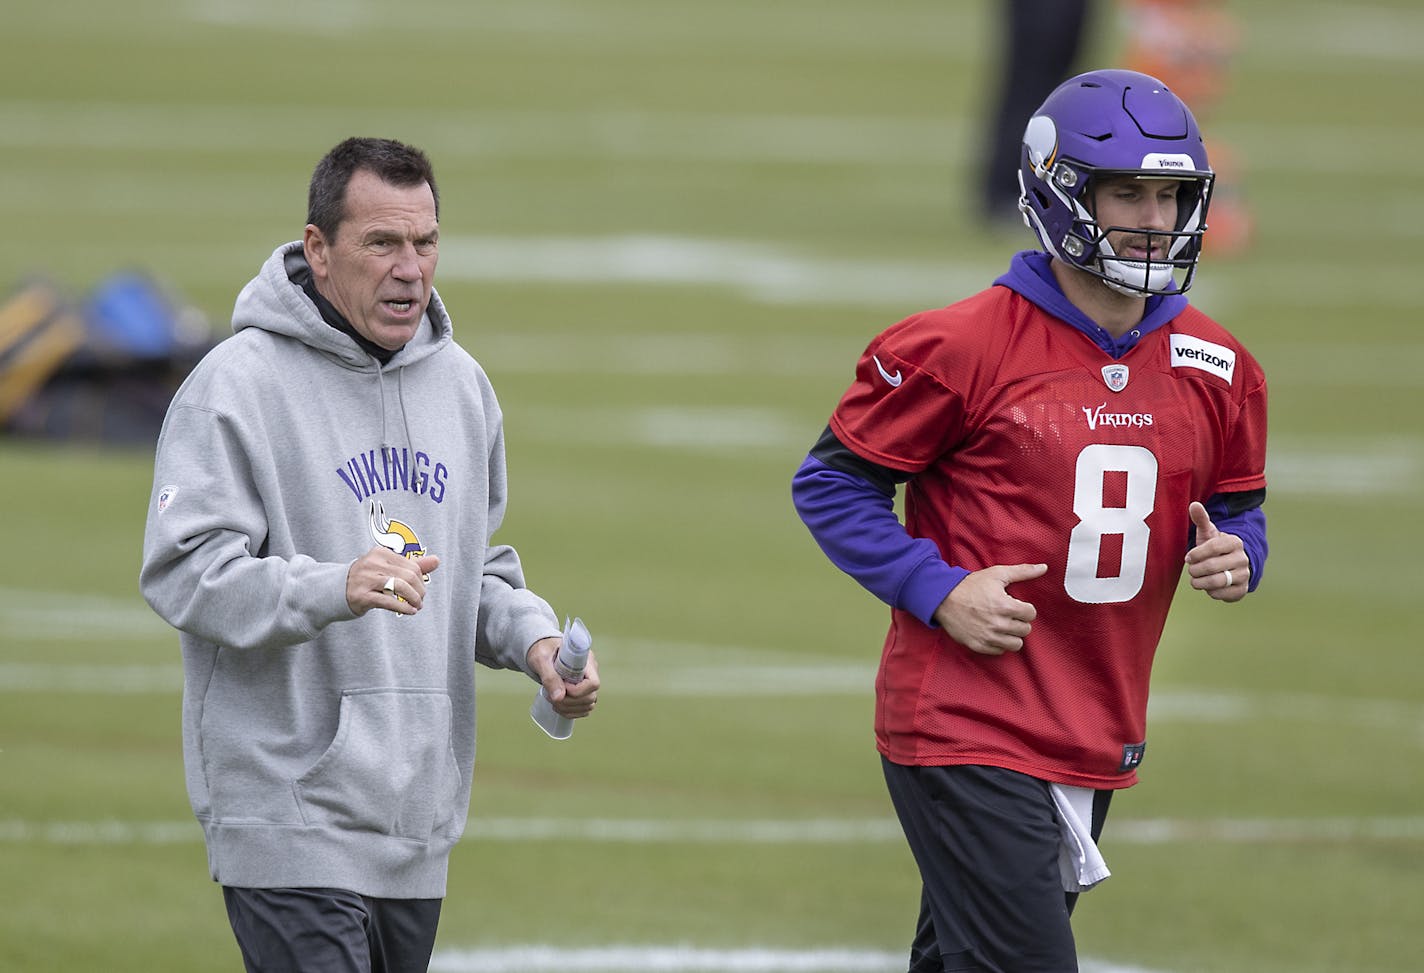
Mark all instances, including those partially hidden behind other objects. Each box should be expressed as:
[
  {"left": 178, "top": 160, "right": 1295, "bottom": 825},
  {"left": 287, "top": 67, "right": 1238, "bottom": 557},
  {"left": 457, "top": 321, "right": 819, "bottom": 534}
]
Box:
[{"left": 791, "top": 456, "right": 1267, "bottom": 628}]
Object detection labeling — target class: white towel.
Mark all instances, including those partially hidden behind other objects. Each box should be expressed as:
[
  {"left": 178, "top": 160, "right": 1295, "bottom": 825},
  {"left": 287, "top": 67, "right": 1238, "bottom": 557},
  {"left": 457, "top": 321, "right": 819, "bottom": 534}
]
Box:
[{"left": 1050, "top": 783, "right": 1111, "bottom": 893}]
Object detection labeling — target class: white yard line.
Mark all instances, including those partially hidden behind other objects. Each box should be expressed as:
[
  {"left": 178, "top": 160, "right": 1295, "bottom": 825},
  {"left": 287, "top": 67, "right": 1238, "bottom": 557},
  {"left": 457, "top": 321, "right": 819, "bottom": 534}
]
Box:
[
  {"left": 0, "top": 98, "right": 1411, "bottom": 177},
  {"left": 437, "top": 234, "right": 988, "bottom": 309},
  {"left": 428, "top": 945, "right": 908, "bottom": 973},
  {"left": 428, "top": 945, "right": 1178, "bottom": 973},
  {"left": 0, "top": 101, "right": 967, "bottom": 165}
]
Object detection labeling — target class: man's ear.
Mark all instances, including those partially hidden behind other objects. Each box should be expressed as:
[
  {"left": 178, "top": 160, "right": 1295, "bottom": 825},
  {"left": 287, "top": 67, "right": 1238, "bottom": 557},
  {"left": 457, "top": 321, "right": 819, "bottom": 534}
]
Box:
[{"left": 303, "top": 224, "right": 327, "bottom": 280}]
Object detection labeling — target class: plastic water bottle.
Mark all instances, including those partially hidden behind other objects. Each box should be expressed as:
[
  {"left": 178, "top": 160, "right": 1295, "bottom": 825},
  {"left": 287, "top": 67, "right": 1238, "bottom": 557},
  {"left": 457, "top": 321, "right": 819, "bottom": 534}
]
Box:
[{"left": 530, "top": 616, "right": 591, "bottom": 740}]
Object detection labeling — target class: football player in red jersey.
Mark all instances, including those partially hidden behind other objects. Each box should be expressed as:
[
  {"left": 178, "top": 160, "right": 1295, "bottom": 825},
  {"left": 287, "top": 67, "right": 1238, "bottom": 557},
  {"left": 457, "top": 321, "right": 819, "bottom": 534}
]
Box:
[{"left": 792, "top": 69, "right": 1267, "bottom": 972}]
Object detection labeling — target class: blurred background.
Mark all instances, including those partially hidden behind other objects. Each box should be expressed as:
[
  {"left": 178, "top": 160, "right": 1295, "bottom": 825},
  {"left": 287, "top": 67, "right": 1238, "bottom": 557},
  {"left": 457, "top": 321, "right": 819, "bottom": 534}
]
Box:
[{"left": 2, "top": 2, "right": 1420, "bottom": 971}]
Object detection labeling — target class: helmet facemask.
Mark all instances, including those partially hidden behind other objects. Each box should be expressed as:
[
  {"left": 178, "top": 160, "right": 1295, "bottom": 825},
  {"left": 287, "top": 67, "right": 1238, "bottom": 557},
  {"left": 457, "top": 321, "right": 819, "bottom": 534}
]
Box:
[{"left": 1074, "top": 169, "right": 1212, "bottom": 296}]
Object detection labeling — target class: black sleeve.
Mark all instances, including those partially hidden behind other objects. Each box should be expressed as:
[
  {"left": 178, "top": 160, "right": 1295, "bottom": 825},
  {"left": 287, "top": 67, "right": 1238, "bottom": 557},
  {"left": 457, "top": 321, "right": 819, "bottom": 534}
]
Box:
[
  {"left": 807, "top": 425, "right": 911, "bottom": 498},
  {"left": 1215, "top": 488, "right": 1266, "bottom": 517}
]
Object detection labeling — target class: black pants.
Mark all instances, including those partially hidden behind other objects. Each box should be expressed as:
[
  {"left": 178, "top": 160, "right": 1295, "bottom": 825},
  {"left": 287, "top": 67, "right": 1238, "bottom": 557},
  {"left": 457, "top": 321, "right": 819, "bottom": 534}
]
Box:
[
  {"left": 882, "top": 759, "right": 1112, "bottom": 973},
  {"left": 979, "top": 0, "right": 1095, "bottom": 223},
  {"left": 222, "top": 886, "right": 442, "bottom": 973}
]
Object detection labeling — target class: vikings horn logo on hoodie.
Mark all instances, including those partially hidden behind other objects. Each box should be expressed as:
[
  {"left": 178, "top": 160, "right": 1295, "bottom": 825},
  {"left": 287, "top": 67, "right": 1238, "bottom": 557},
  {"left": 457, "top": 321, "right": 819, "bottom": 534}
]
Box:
[{"left": 368, "top": 499, "right": 425, "bottom": 561}]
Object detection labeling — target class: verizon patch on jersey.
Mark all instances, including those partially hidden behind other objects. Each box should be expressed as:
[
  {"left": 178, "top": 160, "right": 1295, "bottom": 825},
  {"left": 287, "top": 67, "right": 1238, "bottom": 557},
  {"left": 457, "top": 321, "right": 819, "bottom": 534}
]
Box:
[{"left": 1170, "top": 333, "right": 1236, "bottom": 383}]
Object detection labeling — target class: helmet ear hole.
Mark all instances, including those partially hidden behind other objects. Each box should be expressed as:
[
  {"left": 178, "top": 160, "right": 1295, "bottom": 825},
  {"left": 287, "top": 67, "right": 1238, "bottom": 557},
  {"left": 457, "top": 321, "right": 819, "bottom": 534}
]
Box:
[{"left": 1176, "top": 181, "right": 1209, "bottom": 232}]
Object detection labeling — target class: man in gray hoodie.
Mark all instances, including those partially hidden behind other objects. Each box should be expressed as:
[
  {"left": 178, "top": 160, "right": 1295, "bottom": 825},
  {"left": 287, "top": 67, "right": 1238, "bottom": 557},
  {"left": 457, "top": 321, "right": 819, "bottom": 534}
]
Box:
[{"left": 140, "top": 137, "right": 599, "bottom": 972}]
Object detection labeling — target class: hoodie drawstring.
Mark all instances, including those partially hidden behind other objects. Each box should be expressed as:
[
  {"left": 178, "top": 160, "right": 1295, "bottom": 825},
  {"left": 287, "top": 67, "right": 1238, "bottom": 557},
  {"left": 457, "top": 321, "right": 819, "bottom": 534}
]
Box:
[
  {"left": 375, "top": 361, "right": 418, "bottom": 461},
  {"left": 396, "top": 366, "right": 416, "bottom": 460},
  {"left": 375, "top": 365, "right": 393, "bottom": 454}
]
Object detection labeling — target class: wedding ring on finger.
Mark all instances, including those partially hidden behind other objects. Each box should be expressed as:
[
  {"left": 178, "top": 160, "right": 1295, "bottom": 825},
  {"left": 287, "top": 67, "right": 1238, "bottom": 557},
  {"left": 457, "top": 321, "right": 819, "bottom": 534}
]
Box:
[
  {"left": 382, "top": 576, "right": 397, "bottom": 597},
  {"left": 1222, "top": 568, "right": 1234, "bottom": 588}
]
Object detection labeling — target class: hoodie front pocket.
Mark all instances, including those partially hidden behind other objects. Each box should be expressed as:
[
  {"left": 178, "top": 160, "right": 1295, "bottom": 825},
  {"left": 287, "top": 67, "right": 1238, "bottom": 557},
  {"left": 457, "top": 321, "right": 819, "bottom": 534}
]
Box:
[{"left": 294, "top": 688, "right": 461, "bottom": 841}]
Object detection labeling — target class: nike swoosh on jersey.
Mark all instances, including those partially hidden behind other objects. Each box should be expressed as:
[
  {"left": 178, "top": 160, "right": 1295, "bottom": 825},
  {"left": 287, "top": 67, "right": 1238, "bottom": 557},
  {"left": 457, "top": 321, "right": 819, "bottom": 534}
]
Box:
[{"left": 873, "top": 355, "right": 904, "bottom": 387}]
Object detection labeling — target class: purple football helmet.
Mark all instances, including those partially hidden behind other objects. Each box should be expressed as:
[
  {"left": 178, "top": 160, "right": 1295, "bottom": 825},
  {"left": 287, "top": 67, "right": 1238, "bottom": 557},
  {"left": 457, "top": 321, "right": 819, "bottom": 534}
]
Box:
[{"left": 1017, "top": 69, "right": 1214, "bottom": 296}]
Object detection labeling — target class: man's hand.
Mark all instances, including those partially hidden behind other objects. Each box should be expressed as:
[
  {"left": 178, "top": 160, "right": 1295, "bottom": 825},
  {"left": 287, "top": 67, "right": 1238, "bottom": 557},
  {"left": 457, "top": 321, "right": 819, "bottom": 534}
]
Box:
[
  {"left": 1185, "top": 501, "right": 1248, "bottom": 602},
  {"left": 932, "top": 563, "right": 1048, "bottom": 655},
  {"left": 346, "top": 548, "right": 441, "bottom": 616},
  {"left": 527, "top": 637, "right": 600, "bottom": 718}
]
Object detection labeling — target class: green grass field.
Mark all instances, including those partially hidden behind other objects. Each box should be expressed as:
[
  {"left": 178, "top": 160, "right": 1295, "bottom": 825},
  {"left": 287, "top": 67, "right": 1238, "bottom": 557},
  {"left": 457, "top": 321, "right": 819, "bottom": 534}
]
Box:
[{"left": 2, "top": 1, "right": 1422, "bottom": 971}]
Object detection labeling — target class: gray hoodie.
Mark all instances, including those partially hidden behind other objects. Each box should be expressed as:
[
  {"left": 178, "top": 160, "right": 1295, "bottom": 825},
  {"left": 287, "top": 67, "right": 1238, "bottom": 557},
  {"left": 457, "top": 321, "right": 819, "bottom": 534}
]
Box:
[{"left": 140, "top": 241, "right": 559, "bottom": 898}]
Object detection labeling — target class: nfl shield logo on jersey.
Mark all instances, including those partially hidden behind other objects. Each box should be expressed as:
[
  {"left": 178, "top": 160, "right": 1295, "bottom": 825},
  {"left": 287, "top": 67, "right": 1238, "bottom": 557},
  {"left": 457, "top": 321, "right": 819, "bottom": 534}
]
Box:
[{"left": 1101, "top": 364, "right": 1130, "bottom": 393}]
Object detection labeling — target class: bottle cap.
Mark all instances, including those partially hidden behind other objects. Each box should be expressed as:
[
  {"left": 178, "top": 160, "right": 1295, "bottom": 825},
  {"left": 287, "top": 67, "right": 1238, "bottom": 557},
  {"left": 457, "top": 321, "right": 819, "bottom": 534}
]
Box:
[{"left": 561, "top": 616, "right": 591, "bottom": 664}]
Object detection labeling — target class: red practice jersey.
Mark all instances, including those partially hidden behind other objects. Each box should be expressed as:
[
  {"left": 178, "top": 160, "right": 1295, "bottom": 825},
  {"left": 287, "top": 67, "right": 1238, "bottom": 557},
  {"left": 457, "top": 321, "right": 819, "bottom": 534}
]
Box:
[{"left": 830, "top": 285, "right": 1268, "bottom": 788}]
